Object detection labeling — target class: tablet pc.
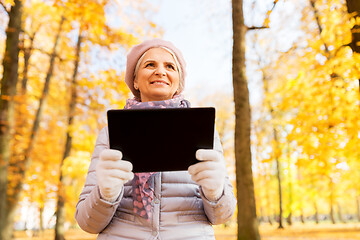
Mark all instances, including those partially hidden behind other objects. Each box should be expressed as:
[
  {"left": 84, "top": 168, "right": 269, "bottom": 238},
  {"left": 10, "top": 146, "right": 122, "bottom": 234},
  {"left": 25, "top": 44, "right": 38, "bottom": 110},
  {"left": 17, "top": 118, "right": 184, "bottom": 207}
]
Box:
[{"left": 107, "top": 107, "right": 215, "bottom": 172}]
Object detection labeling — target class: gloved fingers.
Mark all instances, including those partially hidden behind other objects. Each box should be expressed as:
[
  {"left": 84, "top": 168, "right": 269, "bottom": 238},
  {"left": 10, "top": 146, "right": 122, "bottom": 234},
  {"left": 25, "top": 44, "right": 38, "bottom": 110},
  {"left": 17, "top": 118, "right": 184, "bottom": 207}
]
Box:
[
  {"left": 100, "top": 149, "right": 123, "bottom": 161},
  {"left": 99, "top": 185, "right": 121, "bottom": 198},
  {"left": 189, "top": 169, "right": 215, "bottom": 182},
  {"left": 99, "top": 186, "right": 117, "bottom": 195},
  {"left": 97, "top": 160, "right": 117, "bottom": 170},
  {"left": 196, "top": 149, "right": 221, "bottom": 162},
  {"left": 196, "top": 178, "right": 222, "bottom": 191},
  {"left": 127, "top": 172, "right": 135, "bottom": 181},
  {"left": 188, "top": 161, "right": 223, "bottom": 176},
  {"left": 106, "top": 169, "right": 134, "bottom": 181},
  {"left": 98, "top": 159, "right": 133, "bottom": 172},
  {"left": 190, "top": 168, "right": 225, "bottom": 183},
  {"left": 117, "top": 160, "right": 133, "bottom": 172}
]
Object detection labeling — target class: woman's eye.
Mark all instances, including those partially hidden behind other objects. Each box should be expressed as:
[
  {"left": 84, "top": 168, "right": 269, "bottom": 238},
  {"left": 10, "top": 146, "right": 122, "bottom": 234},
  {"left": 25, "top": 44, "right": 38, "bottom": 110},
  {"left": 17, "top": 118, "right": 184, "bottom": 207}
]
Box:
[
  {"left": 145, "top": 63, "right": 155, "bottom": 68},
  {"left": 167, "top": 64, "right": 175, "bottom": 70}
]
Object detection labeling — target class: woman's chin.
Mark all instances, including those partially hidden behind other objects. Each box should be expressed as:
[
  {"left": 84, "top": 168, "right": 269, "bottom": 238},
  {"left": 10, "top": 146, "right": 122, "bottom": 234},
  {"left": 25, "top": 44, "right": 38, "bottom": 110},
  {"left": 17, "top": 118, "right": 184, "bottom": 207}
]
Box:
[{"left": 143, "top": 91, "right": 175, "bottom": 101}]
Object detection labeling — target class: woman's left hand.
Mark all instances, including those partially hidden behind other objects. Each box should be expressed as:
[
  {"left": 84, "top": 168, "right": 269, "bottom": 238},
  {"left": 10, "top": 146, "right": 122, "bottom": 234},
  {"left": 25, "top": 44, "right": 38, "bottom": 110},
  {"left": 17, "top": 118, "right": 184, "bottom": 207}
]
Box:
[{"left": 188, "top": 149, "right": 226, "bottom": 202}]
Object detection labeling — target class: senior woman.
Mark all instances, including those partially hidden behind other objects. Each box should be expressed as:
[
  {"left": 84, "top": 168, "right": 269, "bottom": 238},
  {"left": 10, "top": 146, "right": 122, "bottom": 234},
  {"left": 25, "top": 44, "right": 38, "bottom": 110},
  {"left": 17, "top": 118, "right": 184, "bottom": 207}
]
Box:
[{"left": 75, "top": 39, "right": 236, "bottom": 240}]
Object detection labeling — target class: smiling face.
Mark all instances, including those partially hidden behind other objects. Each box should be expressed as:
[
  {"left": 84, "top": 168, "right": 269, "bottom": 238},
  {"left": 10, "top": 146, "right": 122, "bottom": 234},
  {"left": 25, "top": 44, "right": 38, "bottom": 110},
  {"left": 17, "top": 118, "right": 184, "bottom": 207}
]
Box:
[{"left": 134, "top": 48, "right": 180, "bottom": 102}]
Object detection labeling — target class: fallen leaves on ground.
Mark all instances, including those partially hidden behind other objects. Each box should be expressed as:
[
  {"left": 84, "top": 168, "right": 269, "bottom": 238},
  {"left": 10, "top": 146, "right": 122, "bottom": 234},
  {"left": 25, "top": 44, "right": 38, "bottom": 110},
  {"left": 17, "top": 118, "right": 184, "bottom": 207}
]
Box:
[{"left": 13, "top": 222, "right": 360, "bottom": 240}]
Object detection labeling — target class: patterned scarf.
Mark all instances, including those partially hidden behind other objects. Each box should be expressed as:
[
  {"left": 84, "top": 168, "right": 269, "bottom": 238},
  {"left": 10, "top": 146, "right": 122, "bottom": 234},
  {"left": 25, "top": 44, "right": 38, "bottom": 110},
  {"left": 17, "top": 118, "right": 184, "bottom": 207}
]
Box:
[{"left": 123, "top": 95, "right": 190, "bottom": 221}]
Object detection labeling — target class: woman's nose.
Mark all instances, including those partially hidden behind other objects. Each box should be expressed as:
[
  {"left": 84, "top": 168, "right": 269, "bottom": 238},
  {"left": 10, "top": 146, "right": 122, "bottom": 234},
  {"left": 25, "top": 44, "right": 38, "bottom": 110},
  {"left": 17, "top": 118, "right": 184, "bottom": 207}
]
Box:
[{"left": 155, "top": 66, "right": 166, "bottom": 76}]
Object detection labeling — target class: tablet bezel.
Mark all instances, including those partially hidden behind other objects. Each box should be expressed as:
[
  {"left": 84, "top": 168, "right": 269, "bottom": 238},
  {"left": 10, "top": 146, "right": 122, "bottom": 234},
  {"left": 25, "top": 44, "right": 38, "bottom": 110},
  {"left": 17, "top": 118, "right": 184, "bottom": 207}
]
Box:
[{"left": 107, "top": 107, "right": 215, "bottom": 172}]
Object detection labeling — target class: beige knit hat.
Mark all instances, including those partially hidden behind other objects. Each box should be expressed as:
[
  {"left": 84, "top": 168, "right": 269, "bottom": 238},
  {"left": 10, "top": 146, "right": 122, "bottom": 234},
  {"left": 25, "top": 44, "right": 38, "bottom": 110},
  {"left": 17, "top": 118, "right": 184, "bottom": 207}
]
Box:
[{"left": 124, "top": 39, "right": 186, "bottom": 99}]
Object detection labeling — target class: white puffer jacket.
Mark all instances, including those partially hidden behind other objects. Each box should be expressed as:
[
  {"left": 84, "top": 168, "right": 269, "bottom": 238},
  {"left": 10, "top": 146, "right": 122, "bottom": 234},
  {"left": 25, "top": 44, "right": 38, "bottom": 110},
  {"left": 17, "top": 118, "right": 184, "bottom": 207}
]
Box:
[{"left": 75, "top": 127, "right": 236, "bottom": 240}]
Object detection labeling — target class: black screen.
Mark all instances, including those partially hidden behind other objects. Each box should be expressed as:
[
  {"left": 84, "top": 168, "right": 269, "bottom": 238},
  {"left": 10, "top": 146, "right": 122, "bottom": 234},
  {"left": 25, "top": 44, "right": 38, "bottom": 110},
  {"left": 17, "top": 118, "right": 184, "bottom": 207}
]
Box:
[{"left": 107, "top": 107, "right": 215, "bottom": 172}]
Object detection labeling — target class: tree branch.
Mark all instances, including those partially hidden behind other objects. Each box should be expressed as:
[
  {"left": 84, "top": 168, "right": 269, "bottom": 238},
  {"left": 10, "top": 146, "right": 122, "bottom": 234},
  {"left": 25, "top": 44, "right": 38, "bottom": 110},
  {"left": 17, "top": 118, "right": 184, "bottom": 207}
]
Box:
[
  {"left": 246, "top": 0, "right": 279, "bottom": 32},
  {"left": 247, "top": 26, "right": 269, "bottom": 31},
  {"left": 270, "top": 0, "right": 278, "bottom": 12}
]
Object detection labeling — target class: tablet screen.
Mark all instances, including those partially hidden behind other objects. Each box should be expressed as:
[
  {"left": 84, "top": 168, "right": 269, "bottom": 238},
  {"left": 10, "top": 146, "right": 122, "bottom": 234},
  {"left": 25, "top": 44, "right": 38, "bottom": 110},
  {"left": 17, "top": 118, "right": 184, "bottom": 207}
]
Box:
[{"left": 107, "top": 107, "right": 215, "bottom": 172}]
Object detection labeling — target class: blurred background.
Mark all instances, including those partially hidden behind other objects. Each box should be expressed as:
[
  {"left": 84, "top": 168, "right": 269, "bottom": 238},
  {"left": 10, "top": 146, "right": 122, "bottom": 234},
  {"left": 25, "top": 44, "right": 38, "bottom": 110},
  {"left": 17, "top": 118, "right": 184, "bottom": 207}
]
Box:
[{"left": 0, "top": 0, "right": 359, "bottom": 239}]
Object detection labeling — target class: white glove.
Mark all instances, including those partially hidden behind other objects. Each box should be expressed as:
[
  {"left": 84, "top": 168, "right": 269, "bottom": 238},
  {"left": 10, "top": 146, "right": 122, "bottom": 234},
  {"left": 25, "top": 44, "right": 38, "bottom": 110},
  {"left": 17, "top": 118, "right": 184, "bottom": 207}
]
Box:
[
  {"left": 188, "top": 149, "right": 226, "bottom": 202},
  {"left": 96, "top": 149, "right": 134, "bottom": 202}
]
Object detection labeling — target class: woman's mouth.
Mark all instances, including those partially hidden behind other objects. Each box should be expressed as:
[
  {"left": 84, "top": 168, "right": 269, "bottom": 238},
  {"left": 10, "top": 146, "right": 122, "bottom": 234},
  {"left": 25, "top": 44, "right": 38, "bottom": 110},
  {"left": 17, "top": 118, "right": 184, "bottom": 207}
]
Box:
[{"left": 151, "top": 80, "right": 169, "bottom": 86}]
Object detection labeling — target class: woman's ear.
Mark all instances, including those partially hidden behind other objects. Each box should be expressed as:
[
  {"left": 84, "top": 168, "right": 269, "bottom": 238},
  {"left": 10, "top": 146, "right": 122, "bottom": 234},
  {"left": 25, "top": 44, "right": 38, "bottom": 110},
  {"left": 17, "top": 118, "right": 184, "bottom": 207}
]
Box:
[{"left": 134, "top": 79, "right": 138, "bottom": 90}]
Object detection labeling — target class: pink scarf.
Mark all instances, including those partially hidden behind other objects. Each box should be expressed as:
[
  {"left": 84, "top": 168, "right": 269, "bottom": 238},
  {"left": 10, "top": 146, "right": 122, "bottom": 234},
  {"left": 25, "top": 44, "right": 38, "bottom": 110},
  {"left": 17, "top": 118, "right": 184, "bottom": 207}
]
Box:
[{"left": 124, "top": 95, "right": 190, "bottom": 221}]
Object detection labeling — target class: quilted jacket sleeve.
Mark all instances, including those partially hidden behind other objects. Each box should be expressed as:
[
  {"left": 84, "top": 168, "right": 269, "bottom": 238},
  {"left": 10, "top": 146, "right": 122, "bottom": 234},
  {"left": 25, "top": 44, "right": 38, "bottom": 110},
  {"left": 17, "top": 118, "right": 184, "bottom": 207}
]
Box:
[
  {"left": 200, "top": 130, "right": 237, "bottom": 225},
  {"left": 75, "top": 127, "right": 124, "bottom": 233}
]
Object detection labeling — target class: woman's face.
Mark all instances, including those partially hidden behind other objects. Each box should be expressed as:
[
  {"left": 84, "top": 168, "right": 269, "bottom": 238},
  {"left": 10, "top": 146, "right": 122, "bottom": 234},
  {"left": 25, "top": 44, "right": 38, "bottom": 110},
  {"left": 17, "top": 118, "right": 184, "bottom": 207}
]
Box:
[{"left": 134, "top": 48, "right": 180, "bottom": 102}]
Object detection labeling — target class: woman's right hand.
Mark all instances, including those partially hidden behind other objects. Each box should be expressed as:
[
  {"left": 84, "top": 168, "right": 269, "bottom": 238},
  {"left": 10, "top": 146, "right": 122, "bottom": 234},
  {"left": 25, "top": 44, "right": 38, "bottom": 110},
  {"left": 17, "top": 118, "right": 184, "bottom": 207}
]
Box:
[{"left": 96, "top": 149, "right": 134, "bottom": 202}]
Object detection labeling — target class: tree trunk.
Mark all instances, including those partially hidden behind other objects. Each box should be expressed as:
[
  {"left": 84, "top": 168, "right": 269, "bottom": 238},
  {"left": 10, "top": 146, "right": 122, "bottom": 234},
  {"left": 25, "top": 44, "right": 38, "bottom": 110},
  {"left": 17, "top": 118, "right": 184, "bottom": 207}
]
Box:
[
  {"left": 55, "top": 30, "right": 82, "bottom": 240},
  {"left": 259, "top": 207, "right": 264, "bottom": 223},
  {"left": 314, "top": 201, "right": 319, "bottom": 224},
  {"left": 346, "top": 3, "right": 360, "bottom": 219},
  {"left": 330, "top": 203, "right": 336, "bottom": 224},
  {"left": 300, "top": 208, "right": 305, "bottom": 224},
  {"left": 337, "top": 202, "right": 345, "bottom": 223},
  {"left": 329, "top": 180, "right": 336, "bottom": 224},
  {"left": 232, "top": 0, "right": 260, "bottom": 239},
  {"left": 39, "top": 205, "right": 44, "bottom": 232},
  {"left": 346, "top": 0, "right": 360, "bottom": 53},
  {"left": 268, "top": 215, "right": 273, "bottom": 225},
  {"left": 20, "top": 30, "right": 37, "bottom": 95},
  {"left": 3, "top": 16, "right": 64, "bottom": 240},
  {"left": 261, "top": 65, "right": 283, "bottom": 229},
  {"left": 265, "top": 166, "right": 273, "bottom": 225},
  {"left": 11, "top": 25, "right": 36, "bottom": 192},
  {"left": 286, "top": 213, "right": 292, "bottom": 226},
  {"left": 0, "top": 1, "right": 23, "bottom": 238},
  {"left": 286, "top": 151, "right": 292, "bottom": 226},
  {"left": 265, "top": 193, "right": 273, "bottom": 226},
  {"left": 357, "top": 196, "right": 360, "bottom": 222},
  {"left": 310, "top": 2, "right": 340, "bottom": 226},
  {"left": 274, "top": 144, "right": 283, "bottom": 229},
  {"left": 268, "top": 109, "right": 283, "bottom": 228},
  {"left": 346, "top": 0, "right": 360, "bottom": 102}
]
